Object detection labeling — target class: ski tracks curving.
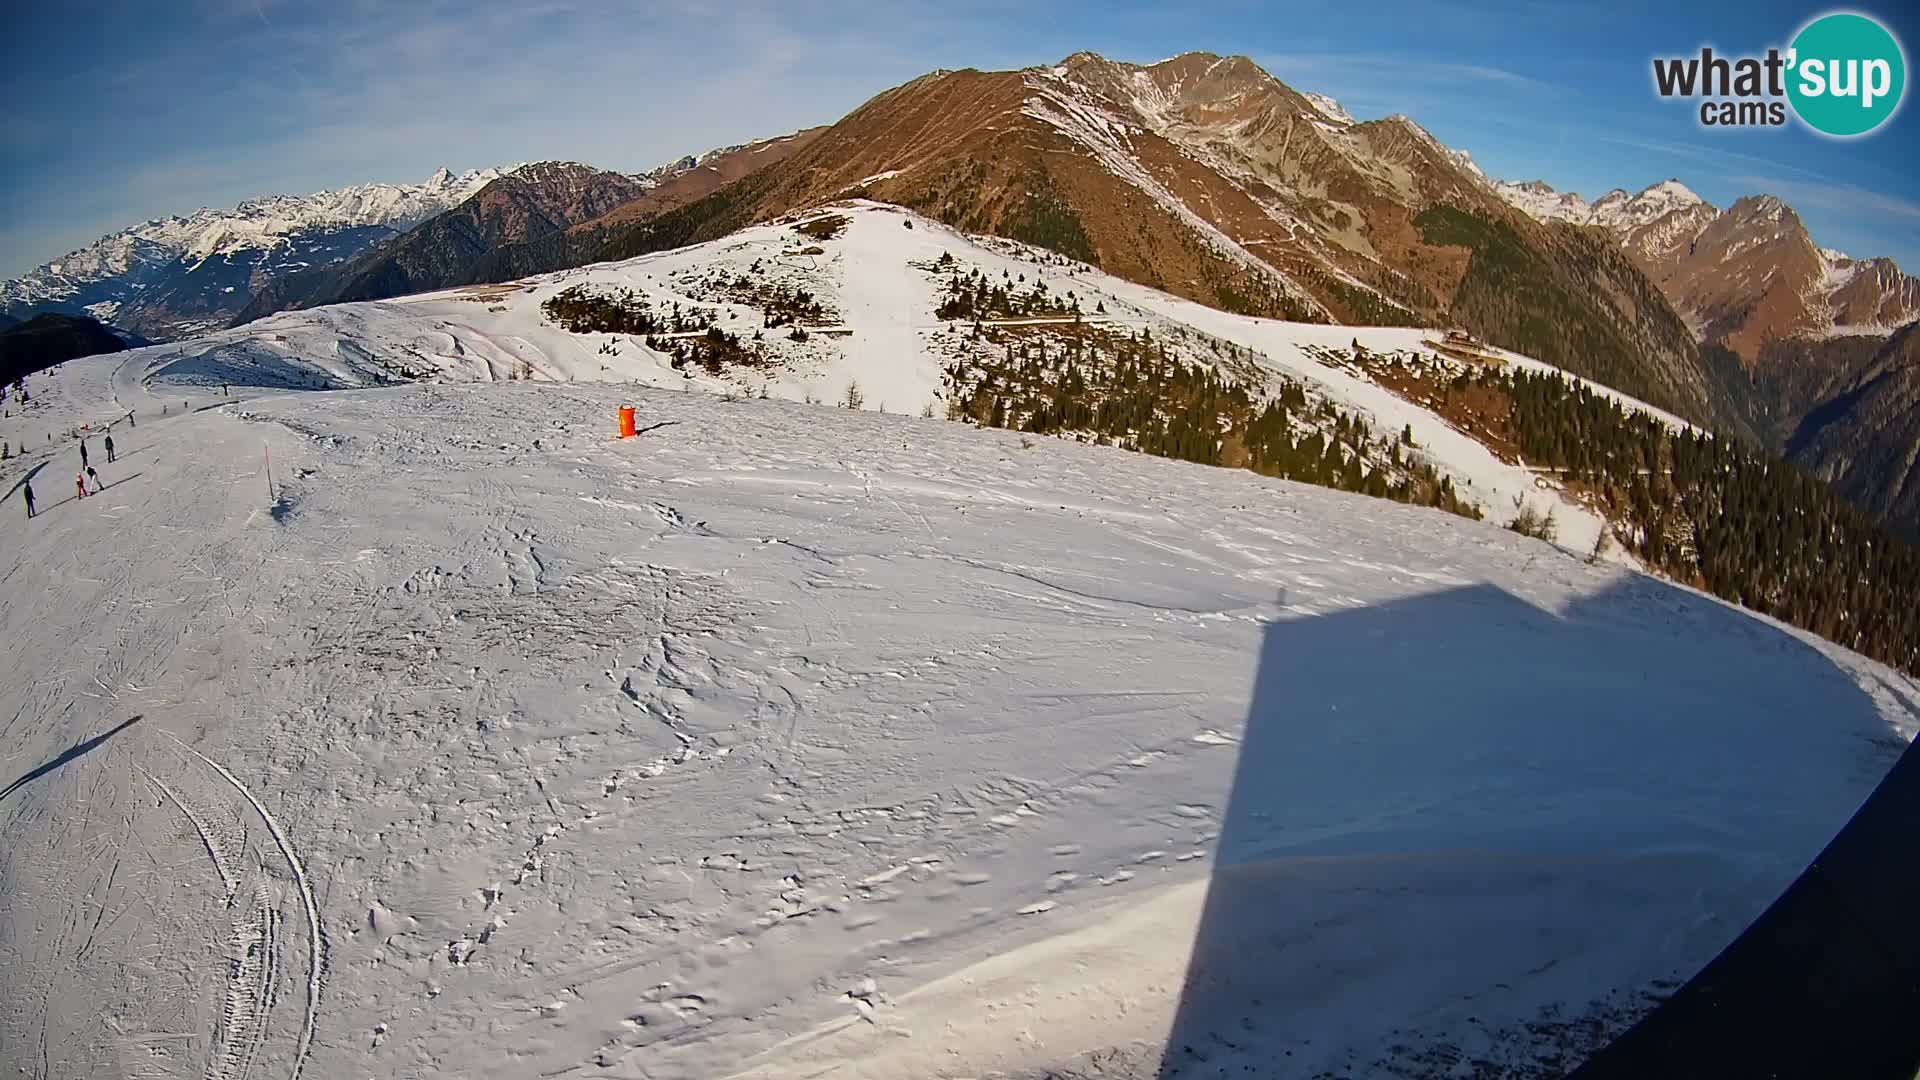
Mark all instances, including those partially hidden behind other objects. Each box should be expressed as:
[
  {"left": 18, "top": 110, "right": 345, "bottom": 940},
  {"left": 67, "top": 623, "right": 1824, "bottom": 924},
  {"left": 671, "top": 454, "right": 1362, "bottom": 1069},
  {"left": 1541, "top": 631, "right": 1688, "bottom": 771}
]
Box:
[{"left": 164, "top": 734, "right": 326, "bottom": 1080}]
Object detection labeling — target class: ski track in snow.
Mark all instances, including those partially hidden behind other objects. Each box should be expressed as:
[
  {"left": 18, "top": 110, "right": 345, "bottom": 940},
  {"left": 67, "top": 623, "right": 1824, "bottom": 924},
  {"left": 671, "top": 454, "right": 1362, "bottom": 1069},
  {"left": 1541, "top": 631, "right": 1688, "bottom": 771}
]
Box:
[
  {"left": 0, "top": 203, "right": 1916, "bottom": 1080},
  {"left": 139, "top": 768, "right": 240, "bottom": 904},
  {"left": 167, "top": 735, "right": 326, "bottom": 1080}
]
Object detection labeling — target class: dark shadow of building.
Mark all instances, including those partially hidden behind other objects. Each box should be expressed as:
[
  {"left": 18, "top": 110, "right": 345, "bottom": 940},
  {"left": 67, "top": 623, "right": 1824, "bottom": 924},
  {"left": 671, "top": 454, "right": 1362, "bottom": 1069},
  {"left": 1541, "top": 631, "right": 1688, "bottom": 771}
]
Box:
[{"left": 1157, "top": 576, "right": 1904, "bottom": 1077}]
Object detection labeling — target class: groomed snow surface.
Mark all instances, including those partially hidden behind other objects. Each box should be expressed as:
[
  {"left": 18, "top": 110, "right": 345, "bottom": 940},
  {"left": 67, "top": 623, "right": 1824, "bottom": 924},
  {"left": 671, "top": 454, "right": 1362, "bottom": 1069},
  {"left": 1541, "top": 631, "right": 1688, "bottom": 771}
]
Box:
[{"left": 3, "top": 206, "right": 1918, "bottom": 1080}]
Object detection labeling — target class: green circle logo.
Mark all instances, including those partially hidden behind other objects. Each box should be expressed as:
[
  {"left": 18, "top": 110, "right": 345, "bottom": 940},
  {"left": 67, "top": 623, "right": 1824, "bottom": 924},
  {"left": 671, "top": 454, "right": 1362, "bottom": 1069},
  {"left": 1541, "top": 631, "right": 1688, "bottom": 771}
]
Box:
[{"left": 1787, "top": 12, "right": 1906, "bottom": 136}]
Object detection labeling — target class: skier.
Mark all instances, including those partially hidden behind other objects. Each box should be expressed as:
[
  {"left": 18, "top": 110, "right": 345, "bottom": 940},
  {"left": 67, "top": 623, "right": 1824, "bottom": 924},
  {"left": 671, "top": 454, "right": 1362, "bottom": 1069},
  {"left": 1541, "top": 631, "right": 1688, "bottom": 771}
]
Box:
[
  {"left": 76, "top": 472, "right": 88, "bottom": 500},
  {"left": 80, "top": 439, "right": 89, "bottom": 469},
  {"left": 21, "top": 479, "right": 34, "bottom": 519},
  {"left": 86, "top": 465, "right": 100, "bottom": 494},
  {"left": 105, "top": 434, "right": 115, "bottom": 463}
]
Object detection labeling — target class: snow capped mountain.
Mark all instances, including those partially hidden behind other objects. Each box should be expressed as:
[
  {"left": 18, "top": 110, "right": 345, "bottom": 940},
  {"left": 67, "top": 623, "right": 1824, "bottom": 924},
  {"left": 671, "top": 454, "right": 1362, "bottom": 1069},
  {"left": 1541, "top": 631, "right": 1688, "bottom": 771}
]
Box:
[
  {"left": 41, "top": 166, "right": 500, "bottom": 275},
  {"left": 0, "top": 166, "right": 504, "bottom": 341},
  {"left": 1494, "top": 174, "right": 1920, "bottom": 540},
  {"left": 500, "top": 160, "right": 608, "bottom": 184},
  {"left": 1303, "top": 91, "right": 1355, "bottom": 126},
  {"left": 1588, "top": 179, "right": 1707, "bottom": 231},
  {"left": 645, "top": 153, "right": 700, "bottom": 178},
  {"left": 1491, "top": 179, "right": 1592, "bottom": 223},
  {"left": 490, "top": 51, "right": 1728, "bottom": 434},
  {"left": 0, "top": 151, "right": 777, "bottom": 342},
  {"left": 1386, "top": 113, "right": 1490, "bottom": 180},
  {"left": 628, "top": 139, "right": 780, "bottom": 186},
  {"left": 1496, "top": 177, "right": 1707, "bottom": 232}
]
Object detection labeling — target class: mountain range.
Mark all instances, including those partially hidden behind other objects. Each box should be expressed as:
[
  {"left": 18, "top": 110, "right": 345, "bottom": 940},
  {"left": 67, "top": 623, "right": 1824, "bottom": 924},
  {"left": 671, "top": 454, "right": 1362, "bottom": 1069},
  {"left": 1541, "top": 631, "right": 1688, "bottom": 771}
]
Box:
[
  {"left": 1, "top": 167, "right": 504, "bottom": 340},
  {"left": 1491, "top": 175, "right": 1920, "bottom": 537},
  {"left": 0, "top": 145, "right": 802, "bottom": 343},
  {"left": 1492, "top": 177, "right": 1919, "bottom": 357},
  {"left": 231, "top": 131, "right": 823, "bottom": 323},
  {"left": 5, "top": 50, "right": 1917, "bottom": 536}
]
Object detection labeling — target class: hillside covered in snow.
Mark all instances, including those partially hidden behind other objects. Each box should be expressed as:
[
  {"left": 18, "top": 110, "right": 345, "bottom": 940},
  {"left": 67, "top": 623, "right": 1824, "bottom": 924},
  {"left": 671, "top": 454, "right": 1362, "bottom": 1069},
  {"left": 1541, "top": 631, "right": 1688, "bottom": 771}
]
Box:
[
  {"left": 42, "top": 201, "right": 1919, "bottom": 675},
  {"left": 107, "top": 202, "right": 1687, "bottom": 554},
  {"left": 2, "top": 310, "right": 1916, "bottom": 1079},
  {"left": 2, "top": 199, "right": 1918, "bottom": 1079}
]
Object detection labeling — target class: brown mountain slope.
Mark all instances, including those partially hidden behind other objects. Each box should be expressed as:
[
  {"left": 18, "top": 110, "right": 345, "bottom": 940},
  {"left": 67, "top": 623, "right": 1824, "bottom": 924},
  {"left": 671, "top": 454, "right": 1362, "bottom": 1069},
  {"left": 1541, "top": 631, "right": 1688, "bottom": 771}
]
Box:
[
  {"left": 1828, "top": 256, "right": 1920, "bottom": 329},
  {"left": 1494, "top": 176, "right": 1920, "bottom": 535},
  {"left": 1498, "top": 179, "right": 1920, "bottom": 365},
  {"left": 381, "top": 129, "right": 828, "bottom": 296},
  {"left": 595, "top": 52, "right": 1737, "bottom": 431},
  {"left": 1787, "top": 322, "right": 1920, "bottom": 539},
  {"left": 590, "top": 129, "right": 826, "bottom": 230},
  {"left": 1653, "top": 196, "right": 1830, "bottom": 361},
  {"left": 604, "top": 63, "right": 1326, "bottom": 322}
]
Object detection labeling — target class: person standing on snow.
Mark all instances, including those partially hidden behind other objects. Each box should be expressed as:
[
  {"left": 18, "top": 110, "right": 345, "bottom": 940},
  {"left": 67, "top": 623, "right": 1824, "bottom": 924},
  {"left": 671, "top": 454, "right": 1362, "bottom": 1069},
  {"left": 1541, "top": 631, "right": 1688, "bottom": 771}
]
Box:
[
  {"left": 86, "top": 465, "right": 100, "bottom": 494},
  {"left": 76, "top": 472, "right": 87, "bottom": 500},
  {"left": 105, "top": 434, "right": 115, "bottom": 463},
  {"left": 79, "top": 439, "right": 89, "bottom": 469},
  {"left": 21, "top": 479, "right": 34, "bottom": 519}
]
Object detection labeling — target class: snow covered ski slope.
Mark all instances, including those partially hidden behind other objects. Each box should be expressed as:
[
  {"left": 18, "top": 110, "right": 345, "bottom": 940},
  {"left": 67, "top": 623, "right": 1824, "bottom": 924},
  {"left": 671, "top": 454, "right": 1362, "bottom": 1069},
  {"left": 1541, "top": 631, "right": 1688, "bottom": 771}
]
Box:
[
  {"left": 1, "top": 345, "right": 1916, "bottom": 1077},
  {"left": 93, "top": 201, "right": 1696, "bottom": 556}
]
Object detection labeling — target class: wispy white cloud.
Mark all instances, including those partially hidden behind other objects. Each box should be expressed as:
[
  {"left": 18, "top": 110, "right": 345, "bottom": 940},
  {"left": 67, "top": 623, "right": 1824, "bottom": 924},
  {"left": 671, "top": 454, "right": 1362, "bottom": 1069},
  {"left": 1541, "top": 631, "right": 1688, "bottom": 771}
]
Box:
[
  {"left": 1589, "top": 132, "right": 1836, "bottom": 183},
  {"left": 1258, "top": 50, "right": 1569, "bottom": 110},
  {"left": 4, "top": 0, "right": 996, "bottom": 273},
  {"left": 1725, "top": 175, "right": 1920, "bottom": 223}
]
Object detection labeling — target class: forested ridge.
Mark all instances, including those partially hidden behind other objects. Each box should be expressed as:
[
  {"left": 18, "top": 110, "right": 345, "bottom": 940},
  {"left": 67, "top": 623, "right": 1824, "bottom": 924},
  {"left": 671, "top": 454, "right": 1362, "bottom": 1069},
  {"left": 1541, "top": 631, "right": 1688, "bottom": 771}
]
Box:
[
  {"left": 1352, "top": 347, "right": 1920, "bottom": 676},
  {"left": 943, "top": 325, "right": 1480, "bottom": 521},
  {"left": 953, "top": 326, "right": 1919, "bottom": 676}
]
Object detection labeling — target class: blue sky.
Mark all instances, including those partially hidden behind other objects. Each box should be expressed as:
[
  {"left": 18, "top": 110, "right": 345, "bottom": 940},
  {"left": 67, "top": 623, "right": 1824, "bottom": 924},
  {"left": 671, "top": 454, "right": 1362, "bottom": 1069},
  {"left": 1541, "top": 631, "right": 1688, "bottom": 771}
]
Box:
[{"left": 3, "top": 0, "right": 1917, "bottom": 278}]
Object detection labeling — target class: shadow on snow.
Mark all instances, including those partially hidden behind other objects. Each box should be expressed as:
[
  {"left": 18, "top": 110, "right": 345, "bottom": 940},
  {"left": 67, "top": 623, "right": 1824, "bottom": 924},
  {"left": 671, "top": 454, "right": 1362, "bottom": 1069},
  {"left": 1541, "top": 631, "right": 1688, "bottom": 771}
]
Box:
[
  {"left": 1156, "top": 575, "right": 1909, "bottom": 1078},
  {"left": 0, "top": 716, "right": 142, "bottom": 804}
]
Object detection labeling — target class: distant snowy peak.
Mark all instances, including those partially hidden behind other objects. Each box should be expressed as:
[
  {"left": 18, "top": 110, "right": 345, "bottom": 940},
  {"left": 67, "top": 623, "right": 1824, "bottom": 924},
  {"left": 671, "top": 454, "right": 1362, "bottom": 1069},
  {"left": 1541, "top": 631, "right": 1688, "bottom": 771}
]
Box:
[
  {"left": 1647, "top": 178, "right": 1704, "bottom": 206},
  {"left": 636, "top": 140, "right": 769, "bottom": 184},
  {"left": 504, "top": 160, "right": 607, "bottom": 182},
  {"left": 1592, "top": 179, "right": 1707, "bottom": 231},
  {"left": 1303, "top": 92, "right": 1355, "bottom": 127},
  {"left": 171, "top": 166, "right": 504, "bottom": 257},
  {"left": 1385, "top": 114, "right": 1487, "bottom": 180},
  {"left": 643, "top": 154, "right": 699, "bottom": 180},
  {"left": 1493, "top": 179, "right": 1592, "bottom": 223},
  {"left": 1496, "top": 177, "right": 1710, "bottom": 231}
]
